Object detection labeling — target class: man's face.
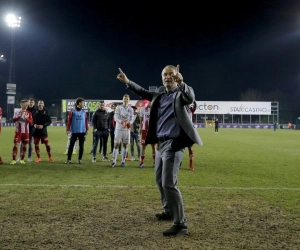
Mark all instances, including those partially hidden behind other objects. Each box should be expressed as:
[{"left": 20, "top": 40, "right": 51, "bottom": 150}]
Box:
[
  {"left": 162, "top": 67, "right": 177, "bottom": 89},
  {"left": 79, "top": 101, "right": 85, "bottom": 108},
  {"left": 21, "top": 102, "right": 28, "bottom": 110},
  {"left": 123, "top": 96, "right": 130, "bottom": 105},
  {"left": 38, "top": 101, "right": 44, "bottom": 110},
  {"left": 28, "top": 100, "right": 35, "bottom": 108},
  {"left": 99, "top": 102, "right": 105, "bottom": 110}
]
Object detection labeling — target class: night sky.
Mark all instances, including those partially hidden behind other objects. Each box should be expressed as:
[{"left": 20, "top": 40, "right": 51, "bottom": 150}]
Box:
[{"left": 1, "top": 0, "right": 300, "bottom": 108}]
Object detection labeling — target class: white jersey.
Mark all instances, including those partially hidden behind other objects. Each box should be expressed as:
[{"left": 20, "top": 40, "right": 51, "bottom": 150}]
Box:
[
  {"left": 140, "top": 106, "right": 151, "bottom": 131},
  {"left": 114, "top": 105, "right": 134, "bottom": 131}
]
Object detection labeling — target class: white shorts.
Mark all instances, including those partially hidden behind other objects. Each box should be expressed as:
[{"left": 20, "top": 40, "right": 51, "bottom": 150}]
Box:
[{"left": 114, "top": 129, "right": 130, "bottom": 144}]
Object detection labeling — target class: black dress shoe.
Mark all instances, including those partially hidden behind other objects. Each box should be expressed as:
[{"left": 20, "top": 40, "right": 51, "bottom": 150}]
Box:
[
  {"left": 155, "top": 212, "right": 172, "bottom": 220},
  {"left": 163, "top": 225, "right": 189, "bottom": 237}
]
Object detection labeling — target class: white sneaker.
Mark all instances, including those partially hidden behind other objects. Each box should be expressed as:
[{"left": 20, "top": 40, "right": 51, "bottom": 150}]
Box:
[
  {"left": 131, "top": 157, "right": 135, "bottom": 161},
  {"left": 92, "top": 157, "right": 96, "bottom": 163},
  {"left": 27, "top": 157, "right": 33, "bottom": 162},
  {"left": 102, "top": 157, "right": 109, "bottom": 162}
]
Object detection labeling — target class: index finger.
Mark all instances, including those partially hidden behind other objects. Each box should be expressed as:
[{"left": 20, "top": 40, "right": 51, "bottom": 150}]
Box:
[
  {"left": 176, "top": 64, "right": 180, "bottom": 73},
  {"left": 118, "top": 68, "right": 124, "bottom": 74}
]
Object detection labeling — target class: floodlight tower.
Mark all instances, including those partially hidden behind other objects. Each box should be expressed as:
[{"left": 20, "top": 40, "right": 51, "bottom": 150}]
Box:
[
  {"left": 5, "top": 14, "right": 21, "bottom": 120},
  {"left": 6, "top": 14, "right": 21, "bottom": 85}
]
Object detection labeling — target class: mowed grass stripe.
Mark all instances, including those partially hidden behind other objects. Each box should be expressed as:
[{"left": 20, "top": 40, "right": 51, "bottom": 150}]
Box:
[{"left": 1, "top": 184, "right": 300, "bottom": 191}]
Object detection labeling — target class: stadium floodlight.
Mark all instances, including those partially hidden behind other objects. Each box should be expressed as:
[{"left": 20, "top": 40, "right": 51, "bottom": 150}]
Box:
[
  {"left": 5, "top": 14, "right": 21, "bottom": 28},
  {"left": 0, "top": 54, "right": 6, "bottom": 63}
]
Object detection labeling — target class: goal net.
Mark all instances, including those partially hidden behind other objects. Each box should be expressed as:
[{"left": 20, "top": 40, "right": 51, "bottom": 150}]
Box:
[{"left": 205, "top": 120, "right": 215, "bottom": 128}]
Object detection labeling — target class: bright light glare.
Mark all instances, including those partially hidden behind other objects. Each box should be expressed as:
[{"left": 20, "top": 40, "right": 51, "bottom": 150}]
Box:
[{"left": 6, "top": 14, "right": 21, "bottom": 28}]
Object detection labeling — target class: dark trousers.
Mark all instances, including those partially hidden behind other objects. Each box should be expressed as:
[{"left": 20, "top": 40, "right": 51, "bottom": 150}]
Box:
[
  {"left": 92, "top": 132, "right": 103, "bottom": 152},
  {"left": 110, "top": 129, "right": 115, "bottom": 152},
  {"left": 28, "top": 133, "right": 33, "bottom": 157},
  {"left": 67, "top": 133, "right": 86, "bottom": 160},
  {"left": 155, "top": 139, "right": 186, "bottom": 226},
  {"left": 93, "top": 130, "right": 109, "bottom": 157}
]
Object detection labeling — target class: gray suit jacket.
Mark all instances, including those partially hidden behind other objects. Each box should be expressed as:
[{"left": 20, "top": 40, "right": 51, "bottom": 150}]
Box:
[{"left": 127, "top": 81, "right": 203, "bottom": 147}]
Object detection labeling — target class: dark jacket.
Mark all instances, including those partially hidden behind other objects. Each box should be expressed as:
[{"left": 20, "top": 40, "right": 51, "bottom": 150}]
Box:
[
  {"left": 108, "top": 111, "right": 115, "bottom": 130},
  {"left": 92, "top": 108, "right": 109, "bottom": 130},
  {"left": 32, "top": 108, "right": 52, "bottom": 136},
  {"left": 131, "top": 113, "right": 140, "bottom": 134},
  {"left": 27, "top": 106, "right": 36, "bottom": 133},
  {"left": 127, "top": 81, "right": 203, "bottom": 148}
]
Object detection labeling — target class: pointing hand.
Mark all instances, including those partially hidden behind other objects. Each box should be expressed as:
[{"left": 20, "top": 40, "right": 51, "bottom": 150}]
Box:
[{"left": 117, "top": 68, "right": 130, "bottom": 84}]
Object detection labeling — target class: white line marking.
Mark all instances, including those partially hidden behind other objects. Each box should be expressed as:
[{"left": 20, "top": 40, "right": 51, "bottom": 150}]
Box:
[{"left": 0, "top": 184, "right": 300, "bottom": 191}]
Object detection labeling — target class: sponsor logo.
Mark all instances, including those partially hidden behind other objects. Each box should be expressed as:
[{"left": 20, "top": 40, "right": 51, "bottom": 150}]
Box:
[
  {"left": 198, "top": 103, "right": 218, "bottom": 111},
  {"left": 230, "top": 105, "right": 270, "bottom": 113}
]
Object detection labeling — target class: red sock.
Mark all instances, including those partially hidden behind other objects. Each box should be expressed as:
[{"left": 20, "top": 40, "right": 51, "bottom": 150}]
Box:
[
  {"left": 189, "top": 150, "right": 194, "bottom": 169},
  {"left": 141, "top": 155, "right": 145, "bottom": 163},
  {"left": 46, "top": 145, "right": 51, "bottom": 157},
  {"left": 35, "top": 145, "right": 40, "bottom": 158},
  {"left": 12, "top": 146, "right": 18, "bottom": 160},
  {"left": 21, "top": 145, "right": 27, "bottom": 160}
]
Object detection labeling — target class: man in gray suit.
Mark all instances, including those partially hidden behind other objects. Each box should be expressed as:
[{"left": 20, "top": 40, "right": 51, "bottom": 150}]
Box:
[{"left": 117, "top": 65, "right": 203, "bottom": 237}]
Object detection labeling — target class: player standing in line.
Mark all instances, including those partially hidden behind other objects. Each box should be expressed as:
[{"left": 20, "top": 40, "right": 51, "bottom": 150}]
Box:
[
  {"left": 32, "top": 100, "right": 54, "bottom": 163},
  {"left": 139, "top": 100, "right": 156, "bottom": 168},
  {"left": 187, "top": 100, "right": 197, "bottom": 171},
  {"left": 0, "top": 106, "right": 3, "bottom": 164},
  {"left": 10, "top": 99, "right": 33, "bottom": 165},
  {"left": 64, "top": 106, "right": 78, "bottom": 155},
  {"left": 91, "top": 101, "right": 110, "bottom": 162},
  {"left": 65, "top": 97, "right": 89, "bottom": 164},
  {"left": 108, "top": 103, "right": 117, "bottom": 155},
  {"left": 130, "top": 106, "right": 141, "bottom": 161},
  {"left": 16, "top": 98, "right": 36, "bottom": 162},
  {"left": 111, "top": 94, "right": 134, "bottom": 167},
  {"left": 26, "top": 98, "right": 36, "bottom": 161}
]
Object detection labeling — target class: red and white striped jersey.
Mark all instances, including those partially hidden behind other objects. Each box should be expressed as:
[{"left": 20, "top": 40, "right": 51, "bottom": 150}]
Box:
[
  {"left": 13, "top": 109, "right": 33, "bottom": 134},
  {"left": 0, "top": 106, "right": 2, "bottom": 133},
  {"left": 140, "top": 106, "right": 150, "bottom": 131}
]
